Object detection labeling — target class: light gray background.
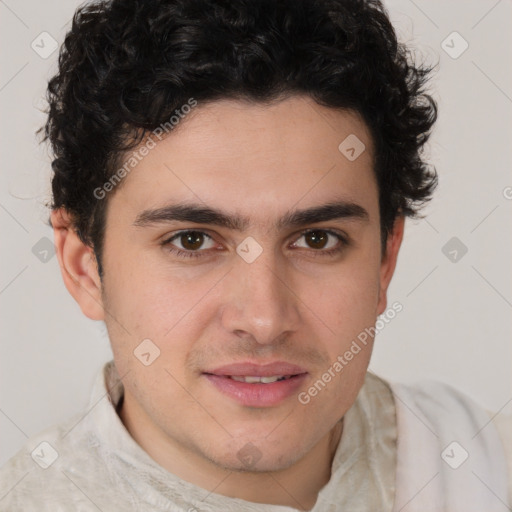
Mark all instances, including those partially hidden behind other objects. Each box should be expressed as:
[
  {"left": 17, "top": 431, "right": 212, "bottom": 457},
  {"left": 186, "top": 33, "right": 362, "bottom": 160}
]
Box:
[{"left": 1, "top": 0, "right": 511, "bottom": 466}]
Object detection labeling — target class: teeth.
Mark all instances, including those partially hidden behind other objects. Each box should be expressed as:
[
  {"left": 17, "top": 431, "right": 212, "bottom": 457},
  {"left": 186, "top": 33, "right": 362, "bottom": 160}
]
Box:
[
  {"left": 230, "top": 375, "right": 287, "bottom": 383},
  {"left": 261, "top": 376, "right": 281, "bottom": 383}
]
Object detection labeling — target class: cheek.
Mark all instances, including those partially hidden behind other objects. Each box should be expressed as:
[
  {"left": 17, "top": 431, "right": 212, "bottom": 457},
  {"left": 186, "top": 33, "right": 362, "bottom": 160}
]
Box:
[
  {"left": 103, "top": 244, "right": 212, "bottom": 333},
  {"left": 311, "top": 258, "right": 381, "bottom": 335},
  {"left": 297, "top": 272, "right": 378, "bottom": 415},
  {"left": 102, "top": 262, "right": 223, "bottom": 386}
]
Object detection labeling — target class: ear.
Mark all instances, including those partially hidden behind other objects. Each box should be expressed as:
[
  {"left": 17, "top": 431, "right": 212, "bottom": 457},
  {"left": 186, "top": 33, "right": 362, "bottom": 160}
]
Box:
[
  {"left": 376, "top": 215, "right": 405, "bottom": 316},
  {"left": 50, "top": 208, "right": 105, "bottom": 321}
]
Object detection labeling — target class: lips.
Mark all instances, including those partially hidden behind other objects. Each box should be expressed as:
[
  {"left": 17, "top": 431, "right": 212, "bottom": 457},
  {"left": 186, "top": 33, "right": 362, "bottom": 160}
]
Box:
[{"left": 203, "top": 362, "right": 308, "bottom": 407}]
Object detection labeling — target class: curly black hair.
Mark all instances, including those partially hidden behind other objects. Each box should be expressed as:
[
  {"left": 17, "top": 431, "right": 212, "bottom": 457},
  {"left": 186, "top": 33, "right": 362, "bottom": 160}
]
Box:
[{"left": 42, "top": 0, "right": 438, "bottom": 276}]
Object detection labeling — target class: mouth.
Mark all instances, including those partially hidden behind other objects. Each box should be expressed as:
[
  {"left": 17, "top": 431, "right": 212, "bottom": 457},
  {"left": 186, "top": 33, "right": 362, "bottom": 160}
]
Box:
[{"left": 203, "top": 362, "right": 308, "bottom": 407}]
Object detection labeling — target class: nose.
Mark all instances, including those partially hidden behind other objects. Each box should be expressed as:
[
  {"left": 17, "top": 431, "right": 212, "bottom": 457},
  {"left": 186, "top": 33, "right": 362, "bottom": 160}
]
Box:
[{"left": 220, "top": 248, "right": 301, "bottom": 346}]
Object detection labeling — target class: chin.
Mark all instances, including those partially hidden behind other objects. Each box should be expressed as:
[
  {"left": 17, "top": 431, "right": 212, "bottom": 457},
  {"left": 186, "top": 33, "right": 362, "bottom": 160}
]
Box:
[
  {"left": 218, "top": 453, "right": 303, "bottom": 474},
  {"left": 206, "top": 436, "right": 310, "bottom": 473}
]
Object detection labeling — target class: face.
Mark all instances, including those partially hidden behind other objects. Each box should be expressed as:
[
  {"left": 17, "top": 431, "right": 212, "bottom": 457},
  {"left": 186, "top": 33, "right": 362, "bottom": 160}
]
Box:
[{"left": 59, "top": 95, "right": 402, "bottom": 475}]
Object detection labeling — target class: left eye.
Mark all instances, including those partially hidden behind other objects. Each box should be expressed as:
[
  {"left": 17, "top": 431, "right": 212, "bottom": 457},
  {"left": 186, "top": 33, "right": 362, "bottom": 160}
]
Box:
[{"left": 293, "top": 230, "right": 342, "bottom": 251}]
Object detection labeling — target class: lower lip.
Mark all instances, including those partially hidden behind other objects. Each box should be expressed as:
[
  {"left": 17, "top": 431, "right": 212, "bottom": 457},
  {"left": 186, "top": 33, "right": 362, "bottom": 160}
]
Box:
[{"left": 204, "top": 374, "right": 308, "bottom": 407}]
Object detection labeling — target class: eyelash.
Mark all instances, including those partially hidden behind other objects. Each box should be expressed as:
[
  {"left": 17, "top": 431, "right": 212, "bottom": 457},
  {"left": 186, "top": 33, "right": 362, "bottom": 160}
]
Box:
[{"left": 161, "top": 229, "right": 349, "bottom": 260}]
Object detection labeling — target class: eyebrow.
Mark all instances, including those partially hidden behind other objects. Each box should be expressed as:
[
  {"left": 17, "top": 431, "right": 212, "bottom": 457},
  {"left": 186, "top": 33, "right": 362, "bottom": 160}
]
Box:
[{"left": 133, "top": 200, "right": 370, "bottom": 231}]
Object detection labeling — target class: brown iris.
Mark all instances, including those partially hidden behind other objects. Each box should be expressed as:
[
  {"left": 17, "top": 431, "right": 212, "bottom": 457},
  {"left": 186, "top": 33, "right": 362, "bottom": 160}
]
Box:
[
  {"left": 180, "top": 231, "right": 205, "bottom": 250},
  {"left": 304, "top": 230, "right": 329, "bottom": 249}
]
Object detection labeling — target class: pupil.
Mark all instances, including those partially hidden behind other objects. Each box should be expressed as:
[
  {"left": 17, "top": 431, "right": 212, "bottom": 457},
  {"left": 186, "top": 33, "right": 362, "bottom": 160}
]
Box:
[
  {"left": 182, "top": 232, "right": 203, "bottom": 250},
  {"left": 307, "top": 230, "right": 327, "bottom": 249}
]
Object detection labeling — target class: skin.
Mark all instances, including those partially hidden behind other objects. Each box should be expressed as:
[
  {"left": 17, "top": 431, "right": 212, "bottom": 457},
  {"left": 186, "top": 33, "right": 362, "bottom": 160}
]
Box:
[{"left": 51, "top": 95, "right": 404, "bottom": 510}]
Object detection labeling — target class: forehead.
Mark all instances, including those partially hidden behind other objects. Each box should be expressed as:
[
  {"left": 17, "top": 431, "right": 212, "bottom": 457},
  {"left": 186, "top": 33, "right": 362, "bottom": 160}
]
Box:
[{"left": 110, "top": 95, "right": 378, "bottom": 228}]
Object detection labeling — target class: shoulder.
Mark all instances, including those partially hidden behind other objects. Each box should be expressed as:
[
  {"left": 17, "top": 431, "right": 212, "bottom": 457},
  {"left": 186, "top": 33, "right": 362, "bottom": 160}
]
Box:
[
  {"left": 0, "top": 363, "right": 122, "bottom": 511},
  {"left": 0, "top": 415, "right": 100, "bottom": 511},
  {"left": 387, "top": 376, "right": 509, "bottom": 449},
  {"left": 374, "top": 374, "right": 512, "bottom": 511}
]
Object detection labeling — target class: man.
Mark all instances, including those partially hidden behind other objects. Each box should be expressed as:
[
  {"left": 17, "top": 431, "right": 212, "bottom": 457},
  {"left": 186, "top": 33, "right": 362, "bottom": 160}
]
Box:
[{"left": 1, "top": 0, "right": 510, "bottom": 510}]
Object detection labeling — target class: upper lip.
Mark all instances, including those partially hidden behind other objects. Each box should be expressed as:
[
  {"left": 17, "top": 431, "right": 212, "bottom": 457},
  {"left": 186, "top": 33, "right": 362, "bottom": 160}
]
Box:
[{"left": 205, "top": 362, "right": 308, "bottom": 377}]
